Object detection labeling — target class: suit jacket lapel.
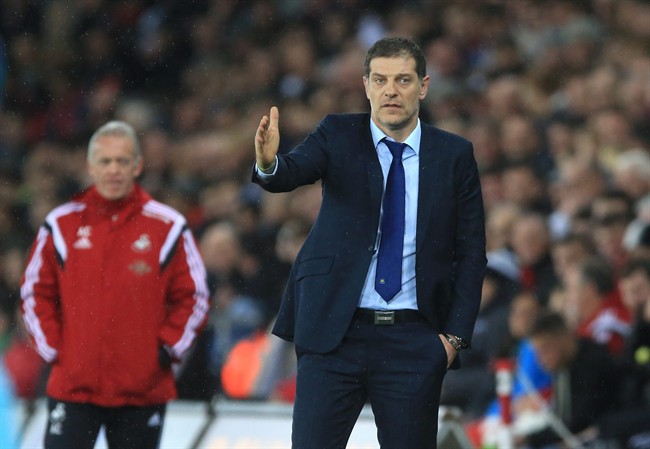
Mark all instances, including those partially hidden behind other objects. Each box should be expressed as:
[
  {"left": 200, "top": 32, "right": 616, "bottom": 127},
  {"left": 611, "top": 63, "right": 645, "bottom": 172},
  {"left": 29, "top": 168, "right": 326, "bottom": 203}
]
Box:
[
  {"left": 416, "top": 125, "right": 440, "bottom": 252},
  {"left": 362, "top": 116, "right": 384, "bottom": 237}
]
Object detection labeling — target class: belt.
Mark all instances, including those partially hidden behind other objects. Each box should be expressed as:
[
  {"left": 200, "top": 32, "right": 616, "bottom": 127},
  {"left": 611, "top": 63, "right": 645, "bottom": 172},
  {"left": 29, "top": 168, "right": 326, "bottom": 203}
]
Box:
[{"left": 354, "top": 308, "right": 425, "bottom": 325}]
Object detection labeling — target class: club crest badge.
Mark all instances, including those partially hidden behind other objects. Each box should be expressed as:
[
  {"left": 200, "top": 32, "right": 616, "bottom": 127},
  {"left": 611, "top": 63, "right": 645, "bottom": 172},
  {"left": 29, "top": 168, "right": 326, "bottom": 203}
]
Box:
[{"left": 132, "top": 234, "right": 152, "bottom": 253}]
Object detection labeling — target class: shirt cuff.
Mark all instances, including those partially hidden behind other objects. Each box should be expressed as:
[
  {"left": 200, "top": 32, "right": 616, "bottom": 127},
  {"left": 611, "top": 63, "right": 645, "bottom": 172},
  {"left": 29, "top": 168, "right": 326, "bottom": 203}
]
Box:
[{"left": 255, "top": 155, "right": 278, "bottom": 178}]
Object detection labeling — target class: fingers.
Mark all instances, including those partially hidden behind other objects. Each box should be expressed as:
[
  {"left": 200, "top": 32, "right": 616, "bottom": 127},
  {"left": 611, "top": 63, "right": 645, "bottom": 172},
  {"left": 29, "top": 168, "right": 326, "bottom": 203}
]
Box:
[
  {"left": 255, "top": 106, "right": 278, "bottom": 145},
  {"left": 255, "top": 107, "right": 280, "bottom": 167},
  {"left": 269, "top": 106, "right": 279, "bottom": 129},
  {"left": 439, "top": 334, "right": 456, "bottom": 368},
  {"left": 256, "top": 115, "right": 269, "bottom": 144}
]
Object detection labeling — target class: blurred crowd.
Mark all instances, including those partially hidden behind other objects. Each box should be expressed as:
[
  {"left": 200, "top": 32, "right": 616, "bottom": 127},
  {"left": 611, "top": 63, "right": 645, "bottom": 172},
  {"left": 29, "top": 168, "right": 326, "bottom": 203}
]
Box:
[{"left": 1, "top": 0, "right": 649, "bottom": 446}]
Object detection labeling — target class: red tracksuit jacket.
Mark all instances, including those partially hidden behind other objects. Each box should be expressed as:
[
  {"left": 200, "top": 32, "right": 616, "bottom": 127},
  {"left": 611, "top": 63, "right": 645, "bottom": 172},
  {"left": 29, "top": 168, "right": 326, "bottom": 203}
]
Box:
[{"left": 20, "top": 185, "right": 210, "bottom": 407}]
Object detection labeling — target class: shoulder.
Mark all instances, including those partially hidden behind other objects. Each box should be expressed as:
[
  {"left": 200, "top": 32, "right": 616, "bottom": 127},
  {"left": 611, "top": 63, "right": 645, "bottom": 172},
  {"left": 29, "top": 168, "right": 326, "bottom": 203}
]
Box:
[
  {"left": 44, "top": 201, "right": 86, "bottom": 228},
  {"left": 141, "top": 200, "right": 187, "bottom": 228},
  {"left": 320, "top": 113, "right": 370, "bottom": 130},
  {"left": 420, "top": 122, "right": 476, "bottom": 171},
  {"left": 421, "top": 122, "right": 472, "bottom": 147},
  {"left": 422, "top": 122, "right": 472, "bottom": 151}
]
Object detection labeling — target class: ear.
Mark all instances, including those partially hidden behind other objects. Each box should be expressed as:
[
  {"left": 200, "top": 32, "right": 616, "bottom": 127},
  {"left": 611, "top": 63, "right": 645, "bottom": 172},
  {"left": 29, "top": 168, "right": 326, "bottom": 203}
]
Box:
[
  {"left": 362, "top": 76, "right": 370, "bottom": 100},
  {"left": 419, "top": 75, "right": 430, "bottom": 100},
  {"left": 134, "top": 158, "right": 144, "bottom": 177}
]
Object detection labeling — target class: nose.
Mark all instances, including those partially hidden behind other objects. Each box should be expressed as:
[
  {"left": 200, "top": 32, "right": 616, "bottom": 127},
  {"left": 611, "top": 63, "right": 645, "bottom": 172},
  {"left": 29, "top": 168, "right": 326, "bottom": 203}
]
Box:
[
  {"left": 106, "top": 160, "right": 121, "bottom": 173},
  {"left": 384, "top": 79, "right": 398, "bottom": 96}
]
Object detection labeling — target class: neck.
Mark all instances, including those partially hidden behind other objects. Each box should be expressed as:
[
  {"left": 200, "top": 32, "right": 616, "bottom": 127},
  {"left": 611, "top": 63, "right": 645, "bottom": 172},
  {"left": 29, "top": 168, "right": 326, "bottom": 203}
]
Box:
[{"left": 373, "top": 117, "right": 418, "bottom": 143}]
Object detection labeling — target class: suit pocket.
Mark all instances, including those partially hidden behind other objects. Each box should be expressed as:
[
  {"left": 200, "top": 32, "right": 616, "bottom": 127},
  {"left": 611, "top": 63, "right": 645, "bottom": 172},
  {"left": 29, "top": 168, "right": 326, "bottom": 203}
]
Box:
[{"left": 295, "top": 256, "right": 335, "bottom": 281}]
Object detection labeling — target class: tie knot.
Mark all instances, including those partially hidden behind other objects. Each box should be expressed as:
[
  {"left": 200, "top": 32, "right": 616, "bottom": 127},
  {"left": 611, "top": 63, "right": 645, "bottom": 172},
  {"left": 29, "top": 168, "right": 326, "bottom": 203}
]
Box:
[{"left": 383, "top": 139, "right": 406, "bottom": 160}]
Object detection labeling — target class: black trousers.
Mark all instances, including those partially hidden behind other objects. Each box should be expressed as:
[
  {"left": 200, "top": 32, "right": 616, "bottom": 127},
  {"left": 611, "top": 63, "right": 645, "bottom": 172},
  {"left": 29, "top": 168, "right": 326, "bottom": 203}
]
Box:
[
  {"left": 44, "top": 397, "right": 166, "bottom": 449},
  {"left": 291, "top": 316, "right": 448, "bottom": 449}
]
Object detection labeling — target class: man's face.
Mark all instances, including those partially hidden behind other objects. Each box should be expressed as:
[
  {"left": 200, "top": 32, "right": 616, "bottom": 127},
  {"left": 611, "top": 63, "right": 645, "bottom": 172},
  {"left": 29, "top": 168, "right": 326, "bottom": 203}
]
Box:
[
  {"left": 552, "top": 242, "right": 586, "bottom": 282},
  {"left": 563, "top": 267, "right": 589, "bottom": 325},
  {"left": 531, "top": 333, "right": 567, "bottom": 373},
  {"left": 511, "top": 217, "right": 549, "bottom": 266},
  {"left": 87, "top": 135, "right": 142, "bottom": 200},
  {"left": 619, "top": 269, "right": 650, "bottom": 315},
  {"left": 363, "top": 56, "right": 429, "bottom": 139}
]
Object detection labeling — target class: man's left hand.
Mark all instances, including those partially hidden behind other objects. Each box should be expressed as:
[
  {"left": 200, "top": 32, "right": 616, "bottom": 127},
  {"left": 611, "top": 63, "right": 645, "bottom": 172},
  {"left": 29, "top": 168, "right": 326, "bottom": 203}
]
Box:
[{"left": 438, "top": 334, "right": 457, "bottom": 369}]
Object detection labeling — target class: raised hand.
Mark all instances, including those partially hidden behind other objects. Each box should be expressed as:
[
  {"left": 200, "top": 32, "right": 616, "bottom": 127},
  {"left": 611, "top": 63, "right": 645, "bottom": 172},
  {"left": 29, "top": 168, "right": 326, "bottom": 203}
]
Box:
[{"left": 255, "top": 106, "right": 280, "bottom": 171}]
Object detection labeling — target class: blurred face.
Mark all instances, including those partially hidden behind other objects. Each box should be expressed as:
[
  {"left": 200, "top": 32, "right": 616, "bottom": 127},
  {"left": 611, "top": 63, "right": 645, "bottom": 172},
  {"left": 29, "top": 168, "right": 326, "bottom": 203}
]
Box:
[
  {"left": 88, "top": 135, "right": 142, "bottom": 200},
  {"left": 511, "top": 217, "right": 549, "bottom": 266},
  {"left": 531, "top": 333, "right": 569, "bottom": 373},
  {"left": 552, "top": 241, "right": 588, "bottom": 283},
  {"left": 593, "top": 219, "right": 628, "bottom": 265},
  {"left": 509, "top": 293, "right": 540, "bottom": 339},
  {"left": 501, "top": 167, "right": 542, "bottom": 207},
  {"left": 363, "top": 56, "right": 429, "bottom": 140},
  {"left": 563, "top": 267, "right": 600, "bottom": 326},
  {"left": 619, "top": 269, "right": 650, "bottom": 315}
]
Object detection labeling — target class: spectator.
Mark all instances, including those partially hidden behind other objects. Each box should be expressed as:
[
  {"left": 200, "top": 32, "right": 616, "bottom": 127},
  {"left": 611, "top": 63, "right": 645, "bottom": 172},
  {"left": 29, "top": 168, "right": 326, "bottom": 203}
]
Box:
[
  {"left": 519, "top": 311, "right": 623, "bottom": 448},
  {"left": 612, "top": 148, "right": 650, "bottom": 201},
  {"left": 548, "top": 157, "right": 606, "bottom": 239},
  {"left": 441, "top": 256, "right": 519, "bottom": 418},
  {"left": 619, "top": 258, "right": 650, "bottom": 376},
  {"left": 563, "top": 256, "right": 632, "bottom": 355},
  {"left": 475, "top": 292, "right": 550, "bottom": 447},
  {"left": 219, "top": 218, "right": 311, "bottom": 403},
  {"left": 20, "top": 121, "right": 210, "bottom": 449},
  {"left": 593, "top": 258, "right": 650, "bottom": 447},
  {"left": 499, "top": 114, "right": 553, "bottom": 179},
  {"left": 591, "top": 190, "right": 635, "bottom": 272},
  {"left": 550, "top": 232, "right": 597, "bottom": 288},
  {"left": 511, "top": 211, "right": 558, "bottom": 305},
  {"left": 501, "top": 160, "right": 551, "bottom": 214}
]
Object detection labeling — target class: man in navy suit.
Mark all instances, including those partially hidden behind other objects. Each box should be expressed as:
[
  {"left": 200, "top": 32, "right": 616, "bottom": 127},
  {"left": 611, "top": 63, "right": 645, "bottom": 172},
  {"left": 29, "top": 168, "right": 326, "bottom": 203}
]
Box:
[{"left": 253, "top": 37, "right": 486, "bottom": 449}]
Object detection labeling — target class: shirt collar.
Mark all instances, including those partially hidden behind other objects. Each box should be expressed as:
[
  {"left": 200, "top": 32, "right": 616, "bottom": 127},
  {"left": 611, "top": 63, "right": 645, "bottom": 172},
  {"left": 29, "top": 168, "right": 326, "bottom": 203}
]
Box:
[{"left": 369, "top": 117, "right": 421, "bottom": 156}]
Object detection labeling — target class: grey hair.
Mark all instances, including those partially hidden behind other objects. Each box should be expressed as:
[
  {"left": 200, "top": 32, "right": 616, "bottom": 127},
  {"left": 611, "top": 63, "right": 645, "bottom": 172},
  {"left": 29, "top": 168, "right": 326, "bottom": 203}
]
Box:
[{"left": 87, "top": 121, "right": 141, "bottom": 162}]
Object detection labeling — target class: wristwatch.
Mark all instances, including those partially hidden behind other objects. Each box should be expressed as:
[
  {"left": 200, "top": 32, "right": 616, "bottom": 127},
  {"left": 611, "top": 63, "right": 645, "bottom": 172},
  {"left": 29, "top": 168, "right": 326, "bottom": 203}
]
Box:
[{"left": 445, "top": 334, "right": 468, "bottom": 351}]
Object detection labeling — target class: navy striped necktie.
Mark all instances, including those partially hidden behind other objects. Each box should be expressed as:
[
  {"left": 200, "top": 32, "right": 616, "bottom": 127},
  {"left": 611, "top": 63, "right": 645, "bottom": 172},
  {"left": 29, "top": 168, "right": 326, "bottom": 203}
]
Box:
[{"left": 375, "top": 139, "right": 406, "bottom": 302}]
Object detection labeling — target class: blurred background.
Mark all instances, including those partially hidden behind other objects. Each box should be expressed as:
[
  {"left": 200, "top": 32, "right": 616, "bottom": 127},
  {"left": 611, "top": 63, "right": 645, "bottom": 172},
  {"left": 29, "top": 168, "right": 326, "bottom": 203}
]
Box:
[{"left": 1, "top": 0, "right": 649, "bottom": 447}]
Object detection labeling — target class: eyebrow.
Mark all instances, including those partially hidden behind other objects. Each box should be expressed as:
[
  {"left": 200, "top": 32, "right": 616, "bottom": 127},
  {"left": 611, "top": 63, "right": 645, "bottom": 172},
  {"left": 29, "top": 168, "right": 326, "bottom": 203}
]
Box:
[{"left": 369, "top": 72, "right": 414, "bottom": 78}]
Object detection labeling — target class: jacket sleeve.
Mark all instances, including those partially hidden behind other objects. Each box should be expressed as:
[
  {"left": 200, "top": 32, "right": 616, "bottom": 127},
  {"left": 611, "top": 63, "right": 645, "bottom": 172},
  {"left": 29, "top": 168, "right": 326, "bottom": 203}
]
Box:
[
  {"left": 20, "top": 226, "right": 62, "bottom": 363},
  {"left": 251, "top": 115, "right": 331, "bottom": 192},
  {"left": 444, "top": 144, "right": 487, "bottom": 345},
  {"left": 158, "top": 227, "right": 210, "bottom": 360}
]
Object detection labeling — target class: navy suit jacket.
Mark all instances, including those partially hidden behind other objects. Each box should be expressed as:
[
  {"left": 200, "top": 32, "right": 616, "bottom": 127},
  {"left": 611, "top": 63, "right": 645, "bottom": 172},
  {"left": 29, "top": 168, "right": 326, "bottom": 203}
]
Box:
[{"left": 253, "top": 113, "right": 487, "bottom": 355}]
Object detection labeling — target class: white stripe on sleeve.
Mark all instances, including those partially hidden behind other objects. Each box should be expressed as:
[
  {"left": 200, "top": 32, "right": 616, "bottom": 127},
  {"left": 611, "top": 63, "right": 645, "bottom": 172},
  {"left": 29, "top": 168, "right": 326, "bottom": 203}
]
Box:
[
  {"left": 171, "top": 229, "right": 210, "bottom": 358},
  {"left": 20, "top": 227, "right": 58, "bottom": 362}
]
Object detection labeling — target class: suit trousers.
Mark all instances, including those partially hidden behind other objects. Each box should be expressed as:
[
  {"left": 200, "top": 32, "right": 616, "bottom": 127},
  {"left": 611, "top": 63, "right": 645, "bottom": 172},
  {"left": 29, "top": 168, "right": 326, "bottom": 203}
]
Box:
[{"left": 291, "top": 315, "right": 448, "bottom": 449}]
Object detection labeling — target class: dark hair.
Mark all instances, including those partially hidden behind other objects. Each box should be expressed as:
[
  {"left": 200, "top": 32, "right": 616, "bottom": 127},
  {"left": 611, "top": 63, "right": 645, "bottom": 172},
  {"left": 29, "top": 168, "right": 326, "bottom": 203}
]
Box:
[
  {"left": 529, "top": 311, "right": 568, "bottom": 338},
  {"left": 579, "top": 256, "right": 615, "bottom": 296},
  {"left": 620, "top": 257, "right": 650, "bottom": 280},
  {"left": 592, "top": 189, "right": 634, "bottom": 222},
  {"left": 553, "top": 232, "right": 597, "bottom": 255},
  {"left": 364, "top": 37, "right": 427, "bottom": 80}
]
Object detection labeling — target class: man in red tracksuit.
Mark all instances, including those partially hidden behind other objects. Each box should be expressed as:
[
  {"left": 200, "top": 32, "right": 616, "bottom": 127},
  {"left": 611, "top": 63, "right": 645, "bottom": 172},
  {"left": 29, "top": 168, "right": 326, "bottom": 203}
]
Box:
[{"left": 20, "top": 121, "right": 210, "bottom": 449}]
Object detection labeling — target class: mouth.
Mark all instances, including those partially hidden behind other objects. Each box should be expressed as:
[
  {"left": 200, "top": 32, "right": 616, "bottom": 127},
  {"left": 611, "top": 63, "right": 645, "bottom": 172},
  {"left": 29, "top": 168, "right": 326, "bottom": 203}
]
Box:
[
  {"left": 382, "top": 103, "right": 402, "bottom": 109},
  {"left": 106, "top": 180, "right": 125, "bottom": 189}
]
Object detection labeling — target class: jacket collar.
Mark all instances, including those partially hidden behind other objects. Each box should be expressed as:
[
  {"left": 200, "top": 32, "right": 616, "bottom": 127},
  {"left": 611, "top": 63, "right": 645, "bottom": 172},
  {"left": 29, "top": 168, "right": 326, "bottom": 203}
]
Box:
[{"left": 78, "top": 184, "right": 150, "bottom": 220}]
